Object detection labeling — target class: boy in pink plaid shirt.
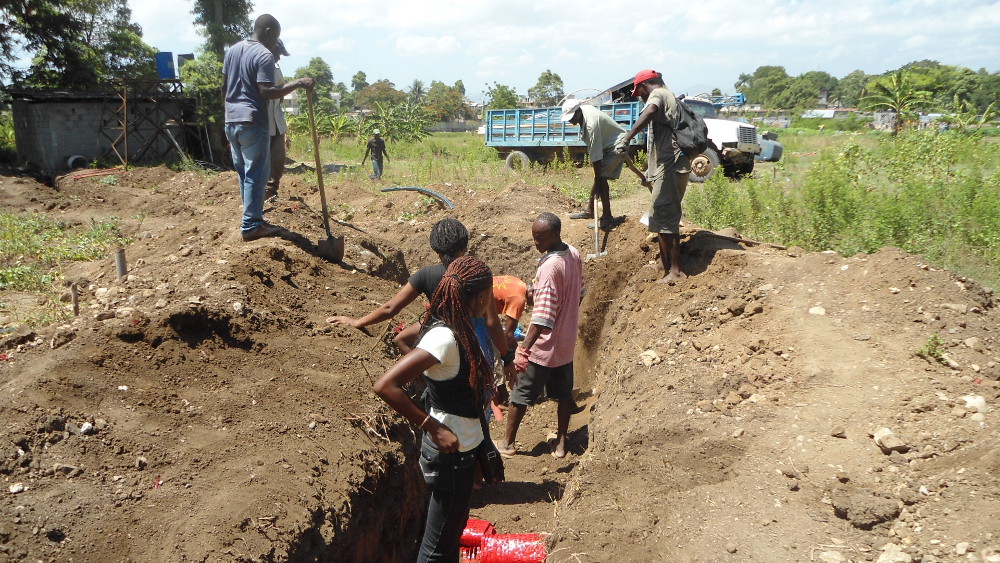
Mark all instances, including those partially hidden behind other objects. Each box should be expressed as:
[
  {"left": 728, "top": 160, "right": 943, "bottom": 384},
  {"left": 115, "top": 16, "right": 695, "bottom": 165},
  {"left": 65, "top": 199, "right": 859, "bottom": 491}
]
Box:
[{"left": 495, "top": 213, "right": 583, "bottom": 459}]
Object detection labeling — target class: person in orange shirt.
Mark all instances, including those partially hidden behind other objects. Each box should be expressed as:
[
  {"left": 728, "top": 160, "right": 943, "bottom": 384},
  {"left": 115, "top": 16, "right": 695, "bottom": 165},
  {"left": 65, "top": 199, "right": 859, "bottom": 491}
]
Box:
[{"left": 492, "top": 275, "right": 529, "bottom": 354}]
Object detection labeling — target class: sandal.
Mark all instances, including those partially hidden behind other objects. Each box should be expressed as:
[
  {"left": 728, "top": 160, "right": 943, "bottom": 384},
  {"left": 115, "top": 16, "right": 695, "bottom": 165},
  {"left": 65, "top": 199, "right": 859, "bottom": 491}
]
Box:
[{"left": 569, "top": 211, "right": 594, "bottom": 220}]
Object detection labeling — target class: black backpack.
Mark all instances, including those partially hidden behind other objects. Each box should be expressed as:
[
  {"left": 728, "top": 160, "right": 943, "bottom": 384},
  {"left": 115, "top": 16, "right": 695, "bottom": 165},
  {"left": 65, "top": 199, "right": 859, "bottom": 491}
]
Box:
[{"left": 674, "top": 97, "right": 709, "bottom": 157}]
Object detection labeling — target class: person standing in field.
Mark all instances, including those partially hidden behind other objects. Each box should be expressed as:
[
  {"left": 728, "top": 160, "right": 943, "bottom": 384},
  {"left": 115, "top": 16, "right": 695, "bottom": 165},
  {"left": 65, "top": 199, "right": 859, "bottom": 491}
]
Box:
[
  {"left": 561, "top": 98, "right": 628, "bottom": 231},
  {"left": 362, "top": 129, "right": 390, "bottom": 180},
  {"left": 265, "top": 39, "right": 290, "bottom": 203},
  {"left": 222, "top": 14, "right": 313, "bottom": 242},
  {"left": 495, "top": 213, "right": 583, "bottom": 459},
  {"left": 616, "top": 69, "right": 690, "bottom": 281}
]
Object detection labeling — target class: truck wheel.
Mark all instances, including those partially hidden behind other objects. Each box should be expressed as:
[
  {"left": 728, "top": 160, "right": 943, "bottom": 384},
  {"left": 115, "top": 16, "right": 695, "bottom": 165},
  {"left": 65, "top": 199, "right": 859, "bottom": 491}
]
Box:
[
  {"left": 689, "top": 148, "right": 719, "bottom": 183},
  {"left": 504, "top": 151, "right": 531, "bottom": 172}
]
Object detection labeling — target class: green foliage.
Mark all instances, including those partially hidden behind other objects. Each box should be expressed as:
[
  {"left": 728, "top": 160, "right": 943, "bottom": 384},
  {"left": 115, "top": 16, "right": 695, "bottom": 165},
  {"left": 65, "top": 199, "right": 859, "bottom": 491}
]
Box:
[
  {"left": 351, "top": 71, "right": 368, "bottom": 92},
  {"left": 861, "top": 69, "right": 935, "bottom": 135},
  {"left": 179, "top": 49, "right": 224, "bottom": 127},
  {"left": 528, "top": 69, "right": 564, "bottom": 107},
  {"left": 684, "top": 131, "right": 1000, "bottom": 289},
  {"left": 0, "top": 211, "right": 130, "bottom": 291},
  {"left": 0, "top": 112, "right": 15, "bottom": 162},
  {"left": 292, "top": 57, "right": 338, "bottom": 114},
  {"left": 190, "top": 0, "right": 253, "bottom": 58},
  {"left": 485, "top": 82, "right": 519, "bottom": 110},
  {"left": 357, "top": 80, "right": 407, "bottom": 110},
  {"left": 9, "top": 0, "right": 157, "bottom": 89},
  {"left": 360, "top": 102, "right": 432, "bottom": 143},
  {"left": 424, "top": 81, "right": 470, "bottom": 121},
  {"left": 1, "top": 0, "right": 82, "bottom": 84},
  {"left": 916, "top": 334, "right": 947, "bottom": 365}
]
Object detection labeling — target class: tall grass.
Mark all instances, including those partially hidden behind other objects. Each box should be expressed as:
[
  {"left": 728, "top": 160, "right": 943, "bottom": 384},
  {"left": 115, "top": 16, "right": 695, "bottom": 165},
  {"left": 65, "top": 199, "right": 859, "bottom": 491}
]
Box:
[{"left": 685, "top": 131, "right": 1000, "bottom": 289}]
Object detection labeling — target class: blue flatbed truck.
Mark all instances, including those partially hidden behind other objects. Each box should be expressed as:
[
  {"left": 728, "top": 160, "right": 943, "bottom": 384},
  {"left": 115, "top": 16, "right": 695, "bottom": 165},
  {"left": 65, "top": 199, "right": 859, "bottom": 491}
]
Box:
[
  {"left": 484, "top": 101, "right": 647, "bottom": 171},
  {"left": 485, "top": 80, "right": 769, "bottom": 181}
]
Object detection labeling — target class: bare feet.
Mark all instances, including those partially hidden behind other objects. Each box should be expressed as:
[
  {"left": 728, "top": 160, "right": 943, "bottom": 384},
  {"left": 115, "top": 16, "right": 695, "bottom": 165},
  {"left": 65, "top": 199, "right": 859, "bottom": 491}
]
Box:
[
  {"left": 548, "top": 437, "right": 567, "bottom": 459},
  {"left": 494, "top": 439, "right": 516, "bottom": 459},
  {"left": 657, "top": 270, "right": 687, "bottom": 283}
]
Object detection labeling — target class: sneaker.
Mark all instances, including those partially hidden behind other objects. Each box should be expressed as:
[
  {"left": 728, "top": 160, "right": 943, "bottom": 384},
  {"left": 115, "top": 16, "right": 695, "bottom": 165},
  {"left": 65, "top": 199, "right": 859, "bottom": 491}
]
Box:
[
  {"left": 242, "top": 223, "right": 283, "bottom": 242},
  {"left": 569, "top": 211, "right": 594, "bottom": 220},
  {"left": 264, "top": 187, "right": 278, "bottom": 202}
]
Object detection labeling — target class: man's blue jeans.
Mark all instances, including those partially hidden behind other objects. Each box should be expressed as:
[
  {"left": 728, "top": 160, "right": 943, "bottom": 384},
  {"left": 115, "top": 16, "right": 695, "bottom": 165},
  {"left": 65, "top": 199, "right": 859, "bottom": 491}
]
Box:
[
  {"left": 225, "top": 122, "right": 270, "bottom": 233},
  {"left": 371, "top": 156, "right": 383, "bottom": 179}
]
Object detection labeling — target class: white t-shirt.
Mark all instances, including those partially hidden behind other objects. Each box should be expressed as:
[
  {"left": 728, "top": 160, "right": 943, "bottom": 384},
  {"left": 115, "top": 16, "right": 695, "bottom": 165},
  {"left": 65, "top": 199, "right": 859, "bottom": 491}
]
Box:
[
  {"left": 417, "top": 325, "right": 484, "bottom": 452},
  {"left": 267, "top": 63, "right": 287, "bottom": 137}
]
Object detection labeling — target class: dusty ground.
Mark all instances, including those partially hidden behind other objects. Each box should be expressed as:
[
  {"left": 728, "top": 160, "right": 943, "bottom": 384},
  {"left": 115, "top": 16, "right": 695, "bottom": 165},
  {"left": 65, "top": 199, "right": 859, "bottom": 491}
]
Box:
[{"left": 0, "top": 162, "right": 997, "bottom": 563}]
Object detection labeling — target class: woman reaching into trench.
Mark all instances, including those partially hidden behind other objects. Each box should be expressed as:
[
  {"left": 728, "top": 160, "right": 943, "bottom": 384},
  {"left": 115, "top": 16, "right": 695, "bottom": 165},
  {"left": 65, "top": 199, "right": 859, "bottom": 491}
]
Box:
[{"left": 373, "top": 255, "right": 497, "bottom": 562}]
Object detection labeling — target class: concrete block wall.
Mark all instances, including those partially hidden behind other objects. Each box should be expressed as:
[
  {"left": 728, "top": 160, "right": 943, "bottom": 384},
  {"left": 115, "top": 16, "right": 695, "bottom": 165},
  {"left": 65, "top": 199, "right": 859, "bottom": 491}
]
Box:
[{"left": 12, "top": 99, "right": 182, "bottom": 173}]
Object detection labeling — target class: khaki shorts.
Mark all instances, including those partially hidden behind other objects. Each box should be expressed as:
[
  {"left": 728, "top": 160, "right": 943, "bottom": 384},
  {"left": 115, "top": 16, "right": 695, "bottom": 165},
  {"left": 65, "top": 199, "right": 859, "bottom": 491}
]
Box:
[
  {"left": 647, "top": 171, "right": 689, "bottom": 235},
  {"left": 597, "top": 146, "right": 624, "bottom": 180}
]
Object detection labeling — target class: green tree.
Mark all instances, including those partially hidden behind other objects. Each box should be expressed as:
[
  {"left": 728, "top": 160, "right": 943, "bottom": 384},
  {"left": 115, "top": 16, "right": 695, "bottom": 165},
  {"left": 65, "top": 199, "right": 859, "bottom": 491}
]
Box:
[
  {"left": 292, "top": 57, "right": 336, "bottom": 113},
  {"left": 734, "top": 72, "right": 751, "bottom": 92},
  {"left": 408, "top": 79, "right": 426, "bottom": 106},
  {"left": 21, "top": 0, "right": 157, "bottom": 89},
  {"left": 485, "top": 82, "right": 518, "bottom": 110},
  {"left": 356, "top": 79, "right": 407, "bottom": 109},
  {"left": 1, "top": 0, "right": 81, "bottom": 84},
  {"left": 527, "top": 69, "right": 564, "bottom": 107},
  {"left": 191, "top": 0, "right": 253, "bottom": 58},
  {"left": 833, "top": 70, "right": 869, "bottom": 107},
  {"left": 742, "top": 66, "right": 792, "bottom": 107},
  {"left": 454, "top": 79, "right": 465, "bottom": 95},
  {"left": 351, "top": 71, "right": 368, "bottom": 92},
  {"left": 424, "top": 80, "right": 467, "bottom": 121},
  {"left": 358, "top": 101, "right": 431, "bottom": 143},
  {"left": 861, "top": 69, "right": 934, "bottom": 135},
  {"left": 801, "top": 71, "right": 838, "bottom": 104},
  {"left": 179, "top": 49, "right": 223, "bottom": 126}
]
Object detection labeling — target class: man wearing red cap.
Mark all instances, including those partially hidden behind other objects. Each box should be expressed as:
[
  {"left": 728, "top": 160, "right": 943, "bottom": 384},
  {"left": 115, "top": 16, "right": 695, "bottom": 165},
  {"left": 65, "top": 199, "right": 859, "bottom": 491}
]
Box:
[{"left": 616, "top": 70, "right": 690, "bottom": 282}]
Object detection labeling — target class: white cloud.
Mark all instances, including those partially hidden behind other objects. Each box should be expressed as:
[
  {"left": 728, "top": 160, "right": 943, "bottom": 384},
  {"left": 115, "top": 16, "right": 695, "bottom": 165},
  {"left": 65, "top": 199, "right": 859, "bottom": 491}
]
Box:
[
  {"left": 393, "top": 35, "right": 461, "bottom": 56},
  {"left": 121, "top": 0, "right": 999, "bottom": 97}
]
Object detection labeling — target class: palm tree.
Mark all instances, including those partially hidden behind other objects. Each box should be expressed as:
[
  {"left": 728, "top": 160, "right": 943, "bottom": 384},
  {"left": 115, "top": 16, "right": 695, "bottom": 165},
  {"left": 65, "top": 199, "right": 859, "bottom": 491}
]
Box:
[
  {"left": 408, "top": 79, "right": 426, "bottom": 106},
  {"left": 860, "top": 69, "right": 934, "bottom": 135},
  {"left": 734, "top": 73, "right": 752, "bottom": 92}
]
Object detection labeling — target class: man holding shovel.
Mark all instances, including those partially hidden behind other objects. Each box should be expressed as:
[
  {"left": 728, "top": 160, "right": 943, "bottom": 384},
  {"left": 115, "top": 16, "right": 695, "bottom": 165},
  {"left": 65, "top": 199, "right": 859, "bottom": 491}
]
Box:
[
  {"left": 222, "top": 14, "right": 314, "bottom": 242},
  {"left": 561, "top": 99, "right": 628, "bottom": 231},
  {"left": 616, "top": 69, "right": 690, "bottom": 282}
]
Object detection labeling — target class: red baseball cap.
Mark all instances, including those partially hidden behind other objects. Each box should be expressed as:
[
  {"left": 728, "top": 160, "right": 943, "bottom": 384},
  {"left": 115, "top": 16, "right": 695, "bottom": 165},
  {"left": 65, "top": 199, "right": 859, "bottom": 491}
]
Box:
[{"left": 631, "top": 69, "right": 660, "bottom": 96}]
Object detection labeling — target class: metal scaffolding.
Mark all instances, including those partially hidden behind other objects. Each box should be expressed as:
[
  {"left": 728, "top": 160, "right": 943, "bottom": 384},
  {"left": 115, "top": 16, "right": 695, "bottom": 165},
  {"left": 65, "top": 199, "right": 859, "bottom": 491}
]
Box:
[{"left": 100, "top": 79, "right": 185, "bottom": 167}]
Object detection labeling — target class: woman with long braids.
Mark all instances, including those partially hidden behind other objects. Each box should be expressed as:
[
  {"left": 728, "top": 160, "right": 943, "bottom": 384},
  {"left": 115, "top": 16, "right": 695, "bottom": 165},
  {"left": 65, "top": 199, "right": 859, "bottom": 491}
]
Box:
[{"left": 374, "top": 256, "right": 496, "bottom": 562}]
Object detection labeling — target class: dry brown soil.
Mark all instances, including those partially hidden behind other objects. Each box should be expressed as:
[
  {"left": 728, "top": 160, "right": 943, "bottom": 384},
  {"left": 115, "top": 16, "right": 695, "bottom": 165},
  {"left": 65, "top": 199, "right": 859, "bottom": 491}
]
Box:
[{"left": 0, "top": 164, "right": 998, "bottom": 563}]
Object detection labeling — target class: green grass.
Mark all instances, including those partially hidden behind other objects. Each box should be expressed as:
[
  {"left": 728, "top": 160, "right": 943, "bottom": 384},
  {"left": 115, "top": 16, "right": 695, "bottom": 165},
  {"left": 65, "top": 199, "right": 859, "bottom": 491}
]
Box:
[
  {"left": 0, "top": 211, "right": 130, "bottom": 325},
  {"left": 286, "top": 131, "right": 621, "bottom": 207},
  {"left": 684, "top": 130, "right": 1000, "bottom": 290}
]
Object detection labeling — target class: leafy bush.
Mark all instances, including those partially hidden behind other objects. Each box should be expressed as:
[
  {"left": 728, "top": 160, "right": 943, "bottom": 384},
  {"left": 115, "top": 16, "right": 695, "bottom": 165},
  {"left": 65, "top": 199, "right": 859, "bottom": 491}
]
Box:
[{"left": 684, "top": 130, "right": 1000, "bottom": 289}]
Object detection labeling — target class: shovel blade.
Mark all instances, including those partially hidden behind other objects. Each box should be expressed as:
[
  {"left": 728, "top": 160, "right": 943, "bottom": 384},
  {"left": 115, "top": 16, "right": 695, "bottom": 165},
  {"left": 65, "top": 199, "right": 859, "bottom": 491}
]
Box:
[{"left": 318, "top": 235, "right": 345, "bottom": 263}]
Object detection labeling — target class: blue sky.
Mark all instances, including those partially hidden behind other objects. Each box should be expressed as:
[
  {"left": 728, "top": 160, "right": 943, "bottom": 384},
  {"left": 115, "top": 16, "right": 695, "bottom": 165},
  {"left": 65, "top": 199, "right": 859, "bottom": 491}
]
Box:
[{"left": 130, "top": 0, "right": 1000, "bottom": 102}]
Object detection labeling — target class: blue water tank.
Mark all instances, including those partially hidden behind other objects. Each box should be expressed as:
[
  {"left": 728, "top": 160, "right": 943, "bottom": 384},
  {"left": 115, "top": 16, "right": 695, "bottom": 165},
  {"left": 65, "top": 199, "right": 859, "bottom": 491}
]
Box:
[{"left": 155, "top": 52, "right": 175, "bottom": 79}]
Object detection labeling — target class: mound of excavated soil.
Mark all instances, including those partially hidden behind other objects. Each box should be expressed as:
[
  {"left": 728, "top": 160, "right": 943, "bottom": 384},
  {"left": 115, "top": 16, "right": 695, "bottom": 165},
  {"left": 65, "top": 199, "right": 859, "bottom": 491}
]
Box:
[{"left": 1, "top": 165, "right": 998, "bottom": 563}]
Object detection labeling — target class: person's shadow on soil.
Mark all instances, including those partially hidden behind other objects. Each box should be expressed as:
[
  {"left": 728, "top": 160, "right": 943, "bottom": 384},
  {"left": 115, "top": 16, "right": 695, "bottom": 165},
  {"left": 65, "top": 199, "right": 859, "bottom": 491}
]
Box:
[
  {"left": 679, "top": 231, "right": 745, "bottom": 278},
  {"left": 471, "top": 479, "right": 562, "bottom": 508},
  {"left": 522, "top": 425, "right": 589, "bottom": 459}
]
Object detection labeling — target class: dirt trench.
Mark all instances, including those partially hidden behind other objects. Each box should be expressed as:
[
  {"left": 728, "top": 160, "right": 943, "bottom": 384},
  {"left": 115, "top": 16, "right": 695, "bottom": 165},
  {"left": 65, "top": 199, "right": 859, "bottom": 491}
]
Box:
[{"left": 2, "top": 167, "right": 999, "bottom": 562}]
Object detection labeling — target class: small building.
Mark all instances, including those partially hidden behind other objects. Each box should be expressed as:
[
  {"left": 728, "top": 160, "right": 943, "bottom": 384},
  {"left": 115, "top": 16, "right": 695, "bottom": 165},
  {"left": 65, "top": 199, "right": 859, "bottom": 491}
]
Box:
[{"left": 7, "top": 80, "right": 186, "bottom": 174}]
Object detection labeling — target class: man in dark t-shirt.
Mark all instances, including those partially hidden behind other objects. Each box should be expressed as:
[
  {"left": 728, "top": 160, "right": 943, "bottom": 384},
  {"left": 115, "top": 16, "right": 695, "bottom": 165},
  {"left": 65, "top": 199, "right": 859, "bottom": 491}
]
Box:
[
  {"left": 223, "top": 14, "right": 313, "bottom": 242},
  {"left": 361, "top": 130, "right": 390, "bottom": 179}
]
